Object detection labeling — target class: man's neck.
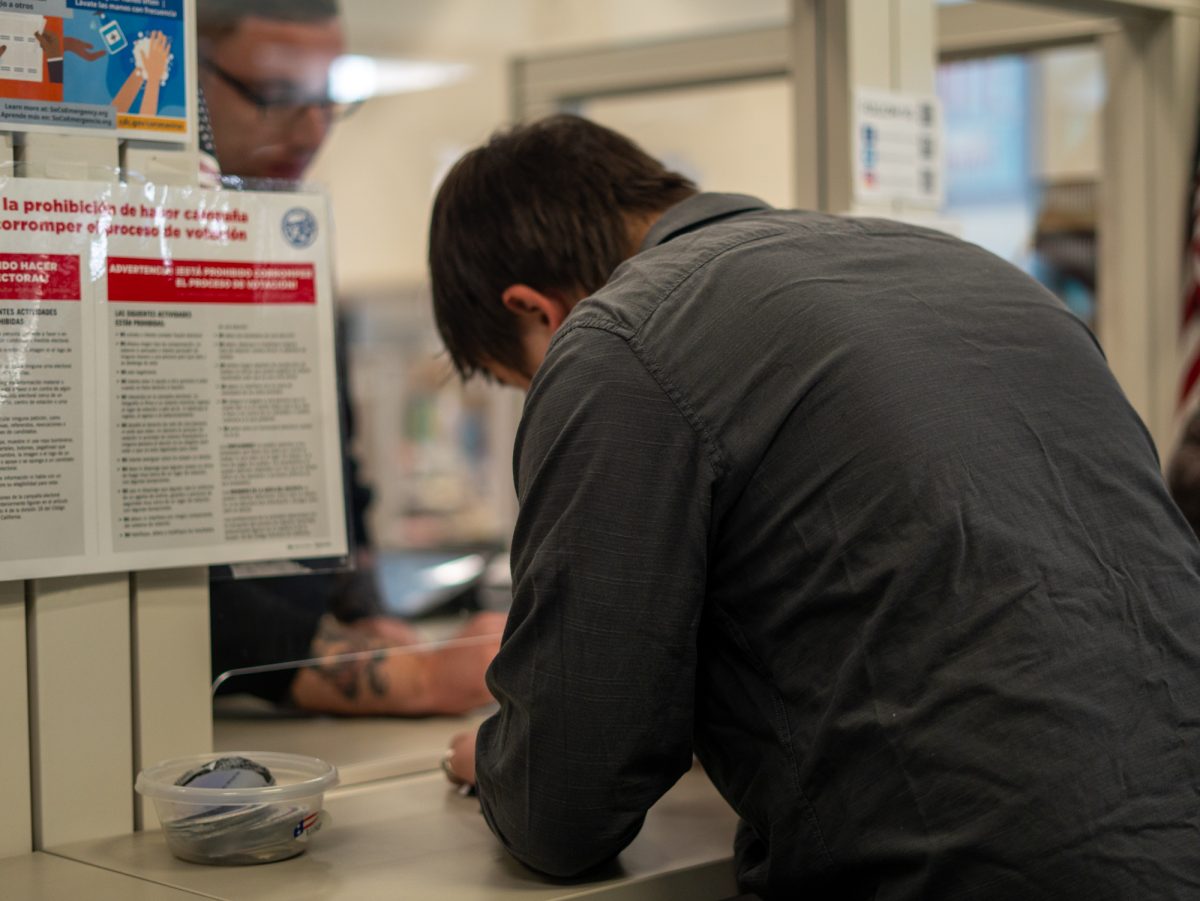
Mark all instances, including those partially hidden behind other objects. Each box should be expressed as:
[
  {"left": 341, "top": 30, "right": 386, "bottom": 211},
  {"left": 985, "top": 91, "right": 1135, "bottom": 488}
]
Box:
[{"left": 625, "top": 209, "right": 666, "bottom": 257}]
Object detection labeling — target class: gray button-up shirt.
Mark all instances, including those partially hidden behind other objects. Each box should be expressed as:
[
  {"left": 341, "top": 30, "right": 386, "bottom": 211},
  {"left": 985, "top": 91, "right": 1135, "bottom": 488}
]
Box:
[{"left": 476, "top": 193, "right": 1200, "bottom": 899}]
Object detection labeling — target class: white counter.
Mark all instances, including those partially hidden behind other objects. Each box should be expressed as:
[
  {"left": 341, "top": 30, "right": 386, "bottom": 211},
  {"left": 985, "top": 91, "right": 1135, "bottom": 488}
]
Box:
[
  {"left": 0, "top": 851, "right": 206, "bottom": 899},
  {"left": 50, "top": 766, "right": 739, "bottom": 900}
]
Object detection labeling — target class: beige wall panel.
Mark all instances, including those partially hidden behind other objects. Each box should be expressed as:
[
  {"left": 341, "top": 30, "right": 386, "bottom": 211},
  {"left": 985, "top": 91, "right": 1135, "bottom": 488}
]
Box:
[
  {"left": 20, "top": 130, "right": 130, "bottom": 850},
  {"left": 895, "top": 0, "right": 936, "bottom": 94},
  {"left": 791, "top": 1, "right": 823, "bottom": 210},
  {"left": 1099, "top": 26, "right": 1154, "bottom": 433},
  {"left": 817, "top": 0, "right": 856, "bottom": 214},
  {"left": 132, "top": 568, "right": 212, "bottom": 830},
  {"left": 16, "top": 133, "right": 120, "bottom": 181},
  {"left": 1099, "top": 12, "right": 1198, "bottom": 453},
  {"left": 120, "top": 147, "right": 202, "bottom": 187},
  {"left": 581, "top": 79, "right": 793, "bottom": 209},
  {"left": 893, "top": 0, "right": 938, "bottom": 223},
  {"left": 0, "top": 580, "right": 31, "bottom": 857},
  {"left": 1149, "top": 14, "right": 1200, "bottom": 452},
  {"left": 28, "top": 574, "right": 133, "bottom": 848},
  {"left": 847, "top": 0, "right": 894, "bottom": 89}
]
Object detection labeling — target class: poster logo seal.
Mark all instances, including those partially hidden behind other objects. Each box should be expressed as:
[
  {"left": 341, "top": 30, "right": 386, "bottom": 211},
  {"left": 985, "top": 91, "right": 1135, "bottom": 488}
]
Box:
[{"left": 282, "top": 208, "right": 318, "bottom": 249}]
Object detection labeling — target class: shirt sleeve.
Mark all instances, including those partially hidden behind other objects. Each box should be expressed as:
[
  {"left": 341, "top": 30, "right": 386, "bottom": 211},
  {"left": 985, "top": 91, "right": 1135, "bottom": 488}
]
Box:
[{"left": 475, "top": 324, "right": 716, "bottom": 878}]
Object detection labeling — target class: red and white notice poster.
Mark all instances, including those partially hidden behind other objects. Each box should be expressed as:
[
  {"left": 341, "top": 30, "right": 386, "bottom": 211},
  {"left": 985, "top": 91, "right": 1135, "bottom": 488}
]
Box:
[{"left": 0, "top": 176, "right": 346, "bottom": 580}]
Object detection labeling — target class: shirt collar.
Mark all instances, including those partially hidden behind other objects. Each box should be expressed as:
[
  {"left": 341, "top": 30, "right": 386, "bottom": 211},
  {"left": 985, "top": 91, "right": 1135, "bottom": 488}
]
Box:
[{"left": 639, "top": 192, "right": 773, "bottom": 252}]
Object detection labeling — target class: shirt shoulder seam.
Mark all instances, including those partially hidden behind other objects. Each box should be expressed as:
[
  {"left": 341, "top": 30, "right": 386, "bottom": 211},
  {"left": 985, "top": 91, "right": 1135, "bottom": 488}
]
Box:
[
  {"left": 553, "top": 318, "right": 729, "bottom": 479},
  {"left": 553, "top": 225, "right": 792, "bottom": 478}
]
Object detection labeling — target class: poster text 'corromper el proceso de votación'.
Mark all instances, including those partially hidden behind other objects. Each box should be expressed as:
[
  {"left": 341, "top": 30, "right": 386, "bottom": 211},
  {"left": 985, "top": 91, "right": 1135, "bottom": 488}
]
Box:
[{"left": 0, "top": 176, "right": 346, "bottom": 581}]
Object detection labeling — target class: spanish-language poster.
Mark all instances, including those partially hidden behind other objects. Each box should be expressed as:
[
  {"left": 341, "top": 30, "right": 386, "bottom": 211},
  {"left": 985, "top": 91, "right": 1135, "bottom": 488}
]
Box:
[
  {"left": 0, "top": 176, "right": 346, "bottom": 580},
  {"left": 0, "top": 0, "right": 192, "bottom": 141}
]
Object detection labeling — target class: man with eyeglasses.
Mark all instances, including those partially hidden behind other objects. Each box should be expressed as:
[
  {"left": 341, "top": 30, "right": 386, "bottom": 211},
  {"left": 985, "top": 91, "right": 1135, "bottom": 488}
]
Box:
[
  {"left": 197, "top": 0, "right": 346, "bottom": 184},
  {"left": 200, "top": 0, "right": 505, "bottom": 716}
]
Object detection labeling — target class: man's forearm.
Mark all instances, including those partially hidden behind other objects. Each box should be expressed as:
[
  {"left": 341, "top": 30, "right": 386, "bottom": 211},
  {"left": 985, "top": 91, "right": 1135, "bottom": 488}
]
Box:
[
  {"left": 289, "top": 645, "right": 432, "bottom": 715},
  {"left": 288, "top": 614, "right": 499, "bottom": 716}
]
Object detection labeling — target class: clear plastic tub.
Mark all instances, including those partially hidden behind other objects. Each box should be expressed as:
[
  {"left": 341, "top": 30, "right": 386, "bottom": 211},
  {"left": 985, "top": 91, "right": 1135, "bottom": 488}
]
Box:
[{"left": 135, "top": 751, "right": 338, "bottom": 865}]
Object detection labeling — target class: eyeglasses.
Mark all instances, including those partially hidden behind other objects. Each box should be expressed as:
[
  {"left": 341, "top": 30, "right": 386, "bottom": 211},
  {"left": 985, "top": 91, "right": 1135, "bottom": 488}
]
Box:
[{"left": 200, "top": 58, "right": 361, "bottom": 124}]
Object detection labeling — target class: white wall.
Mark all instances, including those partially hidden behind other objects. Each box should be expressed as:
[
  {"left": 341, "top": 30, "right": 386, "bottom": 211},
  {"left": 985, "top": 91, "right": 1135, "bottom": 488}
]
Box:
[{"left": 310, "top": 0, "right": 789, "bottom": 296}]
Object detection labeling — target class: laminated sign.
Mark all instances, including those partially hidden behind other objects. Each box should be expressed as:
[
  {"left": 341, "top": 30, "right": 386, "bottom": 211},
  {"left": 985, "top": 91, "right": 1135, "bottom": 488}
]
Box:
[
  {"left": 853, "top": 88, "right": 943, "bottom": 209},
  {"left": 0, "top": 0, "right": 193, "bottom": 141},
  {"left": 0, "top": 177, "right": 347, "bottom": 580}
]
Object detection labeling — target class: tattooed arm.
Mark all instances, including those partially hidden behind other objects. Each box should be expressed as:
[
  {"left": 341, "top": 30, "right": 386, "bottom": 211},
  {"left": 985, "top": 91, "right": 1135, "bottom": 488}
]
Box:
[{"left": 288, "top": 612, "right": 505, "bottom": 716}]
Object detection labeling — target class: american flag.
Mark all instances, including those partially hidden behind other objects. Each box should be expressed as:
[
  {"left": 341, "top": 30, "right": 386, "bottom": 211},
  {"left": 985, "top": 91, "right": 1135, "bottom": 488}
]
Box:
[{"left": 1176, "top": 126, "right": 1200, "bottom": 418}]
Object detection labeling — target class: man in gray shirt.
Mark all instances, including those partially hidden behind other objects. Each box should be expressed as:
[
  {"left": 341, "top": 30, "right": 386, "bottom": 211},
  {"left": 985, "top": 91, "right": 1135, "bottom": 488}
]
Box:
[{"left": 431, "top": 115, "right": 1200, "bottom": 899}]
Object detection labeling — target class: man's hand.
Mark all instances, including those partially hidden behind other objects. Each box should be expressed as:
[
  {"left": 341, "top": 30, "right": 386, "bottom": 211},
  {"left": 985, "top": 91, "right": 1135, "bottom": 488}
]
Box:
[
  {"left": 444, "top": 727, "right": 479, "bottom": 787},
  {"left": 423, "top": 612, "right": 505, "bottom": 715},
  {"left": 454, "top": 610, "right": 507, "bottom": 641}
]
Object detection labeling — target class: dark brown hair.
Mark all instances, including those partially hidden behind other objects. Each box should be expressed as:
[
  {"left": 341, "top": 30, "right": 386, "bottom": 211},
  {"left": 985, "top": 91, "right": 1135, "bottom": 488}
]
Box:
[
  {"left": 428, "top": 114, "right": 697, "bottom": 380},
  {"left": 197, "top": 0, "right": 339, "bottom": 42}
]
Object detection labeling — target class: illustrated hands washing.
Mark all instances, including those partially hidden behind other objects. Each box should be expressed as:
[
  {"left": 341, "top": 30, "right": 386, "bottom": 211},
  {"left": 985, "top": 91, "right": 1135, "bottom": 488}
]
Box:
[
  {"left": 112, "top": 66, "right": 143, "bottom": 113},
  {"left": 141, "top": 30, "right": 170, "bottom": 85},
  {"left": 137, "top": 30, "right": 171, "bottom": 116},
  {"left": 110, "top": 30, "right": 171, "bottom": 116}
]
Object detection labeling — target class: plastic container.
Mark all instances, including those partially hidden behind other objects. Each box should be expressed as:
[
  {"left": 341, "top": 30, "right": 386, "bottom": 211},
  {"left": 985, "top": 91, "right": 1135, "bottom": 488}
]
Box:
[{"left": 135, "top": 751, "right": 338, "bottom": 865}]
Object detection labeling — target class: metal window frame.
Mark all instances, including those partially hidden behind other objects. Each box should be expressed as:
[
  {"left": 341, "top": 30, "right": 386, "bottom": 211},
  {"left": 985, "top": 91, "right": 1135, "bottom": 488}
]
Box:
[{"left": 511, "top": 0, "right": 1200, "bottom": 451}]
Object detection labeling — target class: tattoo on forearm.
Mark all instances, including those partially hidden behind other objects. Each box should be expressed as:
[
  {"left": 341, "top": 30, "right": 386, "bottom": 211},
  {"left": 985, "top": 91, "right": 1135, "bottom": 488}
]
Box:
[{"left": 305, "top": 615, "right": 391, "bottom": 700}]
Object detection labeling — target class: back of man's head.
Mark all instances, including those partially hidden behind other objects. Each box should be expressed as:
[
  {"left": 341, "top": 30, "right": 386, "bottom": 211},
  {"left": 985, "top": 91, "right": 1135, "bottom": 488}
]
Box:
[
  {"left": 428, "top": 114, "right": 697, "bottom": 380},
  {"left": 197, "top": 0, "right": 340, "bottom": 41}
]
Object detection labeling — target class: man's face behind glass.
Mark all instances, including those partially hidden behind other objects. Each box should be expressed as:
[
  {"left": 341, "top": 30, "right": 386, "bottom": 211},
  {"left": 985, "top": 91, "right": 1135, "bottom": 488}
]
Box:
[{"left": 201, "top": 15, "right": 345, "bottom": 183}]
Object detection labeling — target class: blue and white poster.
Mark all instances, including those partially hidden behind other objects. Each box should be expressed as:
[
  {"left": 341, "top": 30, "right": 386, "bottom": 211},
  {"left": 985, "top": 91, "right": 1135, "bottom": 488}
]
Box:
[{"left": 0, "top": 0, "right": 193, "bottom": 143}]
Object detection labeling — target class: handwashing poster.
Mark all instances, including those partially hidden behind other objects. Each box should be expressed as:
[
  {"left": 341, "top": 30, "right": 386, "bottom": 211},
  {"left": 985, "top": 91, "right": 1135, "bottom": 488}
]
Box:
[{"left": 0, "top": 0, "right": 192, "bottom": 142}]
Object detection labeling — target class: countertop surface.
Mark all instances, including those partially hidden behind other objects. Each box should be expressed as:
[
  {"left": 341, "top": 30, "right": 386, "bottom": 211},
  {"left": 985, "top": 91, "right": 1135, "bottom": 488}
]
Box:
[
  {"left": 213, "top": 702, "right": 493, "bottom": 785},
  {"left": 51, "top": 766, "right": 739, "bottom": 900},
  {"left": 0, "top": 851, "right": 209, "bottom": 899}
]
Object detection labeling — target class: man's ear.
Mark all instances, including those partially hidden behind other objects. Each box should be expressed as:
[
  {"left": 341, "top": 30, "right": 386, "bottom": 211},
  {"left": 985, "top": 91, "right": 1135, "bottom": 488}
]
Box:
[{"left": 501, "top": 284, "right": 570, "bottom": 334}]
